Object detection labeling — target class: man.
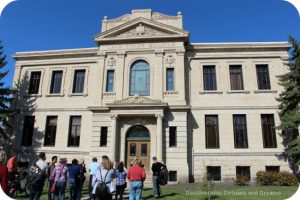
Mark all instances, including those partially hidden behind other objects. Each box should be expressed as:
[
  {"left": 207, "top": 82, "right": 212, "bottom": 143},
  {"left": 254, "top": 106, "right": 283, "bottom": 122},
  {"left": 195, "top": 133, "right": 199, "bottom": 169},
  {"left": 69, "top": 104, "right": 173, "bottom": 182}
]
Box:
[
  {"left": 29, "top": 152, "right": 48, "bottom": 200},
  {"left": 127, "top": 159, "right": 146, "bottom": 200},
  {"left": 88, "top": 157, "right": 99, "bottom": 200},
  {"left": 151, "top": 156, "right": 166, "bottom": 199},
  {"left": 68, "top": 159, "right": 81, "bottom": 200},
  {"left": 47, "top": 156, "right": 57, "bottom": 200},
  {"left": 7, "top": 152, "right": 18, "bottom": 181}
]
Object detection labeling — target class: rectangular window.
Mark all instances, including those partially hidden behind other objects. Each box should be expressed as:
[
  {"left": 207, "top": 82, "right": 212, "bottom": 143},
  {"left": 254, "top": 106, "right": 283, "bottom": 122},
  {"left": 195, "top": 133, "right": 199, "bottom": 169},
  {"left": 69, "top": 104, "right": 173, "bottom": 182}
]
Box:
[
  {"left": 230, "top": 65, "right": 244, "bottom": 90},
  {"left": 205, "top": 115, "right": 219, "bottom": 148},
  {"left": 266, "top": 166, "right": 280, "bottom": 173},
  {"left": 44, "top": 116, "right": 58, "bottom": 146},
  {"left": 130, "top": 143, "right": 136, "bottom": 156},
  {"left": 169, "top": 126, "right": 177, "bottom": 147},
  {"left": 233, "top": 115, "right": 248, "bottom": 148},
  {"left": 72, "top": 70, "right": 86, "bottom": 93},
  {"left": 50, "top": 71, "right": 63, "bottom": 94},
  {"left": 28, "top": 72, "right": 41, "bottom": 94},
  {"left": 68, "top": 116, "right": 81, "bottom": 147},
  {"left": 261, "top": 114, "right": 277, "bottom": 148},
  {"left": 256, "top": 65, "right": 271, "bottom": 90},
  {"left": 203, "top": 65, "right": 217, "bottom": 90},
  {"left": 166, "top": 68, "right": 174, "bottom": 91},
  {"left": 100, "top": 127, "right": 108, "bottom": 147},
  {"left": 106, "top": 70, "right": 114, "bottom": 92},
  {"left": 207, "top": 166, "right": 221, "bottom": 181},
  {"left": 169, "top": 171, "right": 177, "bottom": 182},
  {"left": 236, "top": 166, "right": 251, "bottom": 180},
  {"left": 21, "top": 116, "right": 35, "bottom": 146},
  {"left": 141, "top": 143, "right": 147, "bottom": 156}
]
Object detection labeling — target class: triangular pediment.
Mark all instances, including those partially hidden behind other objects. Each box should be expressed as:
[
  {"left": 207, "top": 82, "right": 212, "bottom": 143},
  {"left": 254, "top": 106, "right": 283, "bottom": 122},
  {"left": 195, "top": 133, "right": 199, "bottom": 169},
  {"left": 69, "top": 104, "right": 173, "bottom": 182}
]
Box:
[
  {"left": 94, "top": 17, "right": 189, "bottom": 44},
  {"left": 106, "top": 95, "right": 168, "bottom": 108}
]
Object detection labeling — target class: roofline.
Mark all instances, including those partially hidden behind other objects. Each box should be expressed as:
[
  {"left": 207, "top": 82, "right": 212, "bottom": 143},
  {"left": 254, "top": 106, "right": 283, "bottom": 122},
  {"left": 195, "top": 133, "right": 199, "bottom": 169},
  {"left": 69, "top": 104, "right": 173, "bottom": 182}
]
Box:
[
  {"left": 12, "top": 47, "right": 98, "bottom": 59},
  {"left": 189, "top": 42, "right": 291, "bottom": 50}
]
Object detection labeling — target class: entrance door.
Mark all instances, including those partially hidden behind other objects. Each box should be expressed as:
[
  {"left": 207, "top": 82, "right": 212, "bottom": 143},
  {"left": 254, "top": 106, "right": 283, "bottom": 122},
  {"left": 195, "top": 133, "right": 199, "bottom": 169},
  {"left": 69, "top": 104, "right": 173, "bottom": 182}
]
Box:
[
  {"left": 127, "top": 141, "right": 150, "bottom": 169},
  {"left": 126, "top": 125, "right": 151, "bottom": 170}
]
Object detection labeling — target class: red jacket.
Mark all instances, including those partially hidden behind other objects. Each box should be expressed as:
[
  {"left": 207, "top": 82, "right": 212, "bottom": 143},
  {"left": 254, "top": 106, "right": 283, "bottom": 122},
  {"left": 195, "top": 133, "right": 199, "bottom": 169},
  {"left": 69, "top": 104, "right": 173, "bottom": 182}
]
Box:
[
  {"left": 0, "top": 165, "right": 9, "bottom": 195},
  {"left": 127, "top": 165, "right": 146, "bottom": 181}
]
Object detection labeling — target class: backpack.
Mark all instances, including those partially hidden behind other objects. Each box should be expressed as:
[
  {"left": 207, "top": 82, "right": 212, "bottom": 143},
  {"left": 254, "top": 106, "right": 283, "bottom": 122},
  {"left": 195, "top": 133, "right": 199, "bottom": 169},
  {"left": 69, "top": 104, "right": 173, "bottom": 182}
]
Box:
[
  {"left": 95, "top": 169, "right": 111, "bottom": 199},
  {"left": 27, "top": 163, "right": 46, "bottom": 189},
  {"left": 158, "top": 166, "right": 168, "bottom": 185},
  {"left": 76, "top": 166, "right": 86, "bottom": 185}
]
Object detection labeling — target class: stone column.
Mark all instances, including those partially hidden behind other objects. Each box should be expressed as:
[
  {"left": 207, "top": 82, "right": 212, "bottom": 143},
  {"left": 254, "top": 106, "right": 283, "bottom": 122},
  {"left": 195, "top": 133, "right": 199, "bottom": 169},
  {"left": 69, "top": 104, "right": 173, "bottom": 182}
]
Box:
[
  {"left": 156, "top": 114, "right": 163, "bottom": 162},
  {"left": 111, "top": 115, "right": 118, "bottom": 162}
]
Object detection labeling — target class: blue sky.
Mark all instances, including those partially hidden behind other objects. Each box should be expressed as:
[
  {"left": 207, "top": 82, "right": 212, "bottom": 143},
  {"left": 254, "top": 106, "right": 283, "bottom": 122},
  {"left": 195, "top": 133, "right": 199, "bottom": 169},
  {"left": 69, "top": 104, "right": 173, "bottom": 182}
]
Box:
[{"left": 0, "top": 0, "right": 300, "bottom": 87}]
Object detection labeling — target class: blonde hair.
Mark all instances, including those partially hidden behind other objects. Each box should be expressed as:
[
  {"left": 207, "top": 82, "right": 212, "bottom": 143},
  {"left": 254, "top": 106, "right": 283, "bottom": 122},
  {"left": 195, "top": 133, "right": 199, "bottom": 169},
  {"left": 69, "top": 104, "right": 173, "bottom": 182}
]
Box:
[
  {"left": 102, "top": 159, "right": 111, "bottom": 170},
  {"left": 0, "top": 150, "right": 7, "bottom": 164}
]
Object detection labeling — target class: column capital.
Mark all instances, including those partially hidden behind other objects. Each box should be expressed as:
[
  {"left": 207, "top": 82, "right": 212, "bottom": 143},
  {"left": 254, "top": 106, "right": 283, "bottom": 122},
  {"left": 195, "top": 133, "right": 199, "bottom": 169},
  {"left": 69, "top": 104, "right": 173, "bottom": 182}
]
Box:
[
  {"left": 117, "top": 51, "right": 126, "bottom": 58},
  {"left": 111, "top": 114, "right": 118, "bottom": 120},
  {"left": 155, "top": 114, "right": 163, "bottom": 119}
]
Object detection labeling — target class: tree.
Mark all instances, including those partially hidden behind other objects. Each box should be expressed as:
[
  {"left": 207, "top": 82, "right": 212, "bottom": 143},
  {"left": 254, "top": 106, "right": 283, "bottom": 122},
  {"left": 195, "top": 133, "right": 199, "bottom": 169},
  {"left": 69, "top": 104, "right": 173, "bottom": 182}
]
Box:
[
  {"left": 0, "top": 41, "right": 14, "bottom": 139},
  {"left": 277, "top": 36, "right": 300, "bottom": 171}
]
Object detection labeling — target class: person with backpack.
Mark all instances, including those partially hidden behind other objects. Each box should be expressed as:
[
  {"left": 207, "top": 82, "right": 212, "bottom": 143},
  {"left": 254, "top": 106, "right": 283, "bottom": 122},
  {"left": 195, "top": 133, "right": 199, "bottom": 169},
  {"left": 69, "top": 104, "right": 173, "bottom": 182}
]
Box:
[
  {"left": 52, "top": 158, "right": 68, "bottom": 200},
  {"left": 127, "top": 159, "right": 146, "bottom": 200},
  {"left": 151, "top": 156, "right": 167, "bottom": 199},
  {"left": 115, "top": 162, "right": 126, "bottom": 200},
  {"left": 76, "top": 159, "right": 86, "bottom": 200},
  {"left": 47, "top": 156, "right": 57, "bottom": 200},
  {"left": 91, "top": 157, "right": 116, "bottom": 200},
  {"left": 68, "top": 159, "right": 81, "bottom": 200},
  {"left": 0, "top": 150, "right": 9, "bottom": 195},
  {"left": 29, "top": 152, "right": 48, "bottom": 200}
]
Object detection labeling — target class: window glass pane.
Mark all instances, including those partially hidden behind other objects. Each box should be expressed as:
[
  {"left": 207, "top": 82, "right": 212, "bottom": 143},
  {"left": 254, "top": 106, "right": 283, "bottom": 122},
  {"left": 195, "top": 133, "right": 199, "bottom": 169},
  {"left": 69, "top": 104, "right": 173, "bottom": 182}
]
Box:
[
  {"left": 230, "top": 65, "right": 244, "bottom": 90},
  {"left": 73, "top": 70, "right": 85, "bottom": 93},
  {"left": 205, "top": 115, "right": 219, "bottom": 148},
  {"left": 68, "top": 116, "right": 81, "bottom": 147},
  {"left": 106, "top": 70, "right": 114, "bottom": 92},
  {"left": 203, "top": 66, "right": 216, "bottom": 90},
  {"left": 130, "top": 143, "right": 136, "bottom": 156},
  {"left": 233, "top": 115, "right": 248, "bottom": 148},
  {"left": 207, "top": 166, "right": 221, "bottom": 181},
  {"left": 29, "top": 72, "right": 41, "bottom": 94},
  {"left": 21, "top": 116, "right": 35, "bottom": 146},
  {"left": 236, "top": 166, "right": 250, "bottom": 180},
  {"left": 141, "top": 144, "right": 147, "bottom": 156},
  {"left": 169, "top": 127, "right": 177, "bottom": 147},
  {"left": 256, "top": 65, "right": 271, "bottom": 90},
  {"left": 100, "top": 127, "right": 108, "bottom": 147},
  {"left": 130, "top": 61, "right": 150, "bottom": 96},
  {"left": 44, "top": 116, "right": 57, "bottom": 146},
  {"left": 261, "top": 114, "right": 277, "bottom": 148},
  {"left": 166, "top": 68, "right": 174, "bottom": 91},
  {"left": 169, "top": 171, "right": 177, "bottom": 181},
  {"left": 266, "top": 166, "right": 280, "bottom": 173},
  {"left": 50, "top": 71, "right": 63, "bottom": 94}
]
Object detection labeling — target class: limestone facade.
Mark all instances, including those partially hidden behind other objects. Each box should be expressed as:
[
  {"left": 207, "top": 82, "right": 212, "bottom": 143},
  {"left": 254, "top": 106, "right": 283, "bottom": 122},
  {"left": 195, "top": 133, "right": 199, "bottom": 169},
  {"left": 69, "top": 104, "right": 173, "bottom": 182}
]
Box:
[{"left": 11, "top": 9, "right": 291, "bottom": 183}]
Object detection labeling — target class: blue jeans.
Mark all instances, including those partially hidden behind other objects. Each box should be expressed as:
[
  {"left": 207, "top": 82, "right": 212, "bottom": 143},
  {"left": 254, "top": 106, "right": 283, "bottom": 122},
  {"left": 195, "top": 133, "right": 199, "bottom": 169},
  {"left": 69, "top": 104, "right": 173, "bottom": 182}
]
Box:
[
  {"left": 152, "top": 176, "right": 161, "bottom": 197},
  {"left": 48, "top": 179, "right": 54, "bottom": 200},
  {"left": 29, "top": 183, "right": 44, "bottom": 200},
  {"left": 54, "top": 182, "right": 66, "bottom": 200},
  {"left": 129, "top": 181, "right": 143, "bottom": 200}
]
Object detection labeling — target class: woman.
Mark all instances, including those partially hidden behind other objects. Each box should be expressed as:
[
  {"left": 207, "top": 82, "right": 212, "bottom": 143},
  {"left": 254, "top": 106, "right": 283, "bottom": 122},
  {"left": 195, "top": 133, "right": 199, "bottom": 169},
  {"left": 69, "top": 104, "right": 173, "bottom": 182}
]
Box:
[
  {"left": 115, "top": 162, "right": 126, "bottom": 200},
  {"left": 52, "top": 158, "right": 68, "bottom": 200},
  {"left": 77, "top": 159, "right": 86, "bottom": 200},
  {"left": 0, "top": 150, "right": 8, "bottom": 195},
  {"left": 92, "top": 158, "right": 117, "bottom": 200}
]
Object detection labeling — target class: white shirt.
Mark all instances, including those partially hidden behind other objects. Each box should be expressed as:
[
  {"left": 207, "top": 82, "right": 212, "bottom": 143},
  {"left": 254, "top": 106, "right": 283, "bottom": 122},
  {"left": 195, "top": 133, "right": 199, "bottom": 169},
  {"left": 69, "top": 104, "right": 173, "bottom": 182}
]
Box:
[{"left": 36, "top": 159, "right": 48, "bottom": 172}]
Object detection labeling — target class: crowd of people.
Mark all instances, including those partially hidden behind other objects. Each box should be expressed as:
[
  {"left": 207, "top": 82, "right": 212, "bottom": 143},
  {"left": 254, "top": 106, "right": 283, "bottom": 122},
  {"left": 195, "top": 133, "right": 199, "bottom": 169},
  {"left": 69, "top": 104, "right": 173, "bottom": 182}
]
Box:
[{"left": 0, "top": 150, "right": 167, "bottom": 200}]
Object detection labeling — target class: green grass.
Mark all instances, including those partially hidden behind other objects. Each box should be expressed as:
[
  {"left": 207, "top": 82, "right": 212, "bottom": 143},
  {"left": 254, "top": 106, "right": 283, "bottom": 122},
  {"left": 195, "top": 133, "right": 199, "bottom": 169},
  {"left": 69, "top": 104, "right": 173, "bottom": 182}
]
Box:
[{"left": 14, "top": 183, "right": 298, "bottom": 200}]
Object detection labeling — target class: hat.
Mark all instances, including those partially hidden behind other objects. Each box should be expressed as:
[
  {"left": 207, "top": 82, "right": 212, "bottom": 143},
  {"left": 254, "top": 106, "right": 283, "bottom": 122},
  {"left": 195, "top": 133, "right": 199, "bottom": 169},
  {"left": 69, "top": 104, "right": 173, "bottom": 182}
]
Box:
[{"left": 152, "top": 156, "right": 157, "bottom": 160}]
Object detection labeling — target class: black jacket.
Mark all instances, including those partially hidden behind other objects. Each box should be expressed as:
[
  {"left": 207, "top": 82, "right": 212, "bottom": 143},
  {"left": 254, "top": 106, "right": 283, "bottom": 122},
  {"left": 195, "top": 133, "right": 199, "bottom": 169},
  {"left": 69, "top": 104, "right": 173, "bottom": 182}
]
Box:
[{"left": 151, "top": 162, "right": 166, "bottom": 176}]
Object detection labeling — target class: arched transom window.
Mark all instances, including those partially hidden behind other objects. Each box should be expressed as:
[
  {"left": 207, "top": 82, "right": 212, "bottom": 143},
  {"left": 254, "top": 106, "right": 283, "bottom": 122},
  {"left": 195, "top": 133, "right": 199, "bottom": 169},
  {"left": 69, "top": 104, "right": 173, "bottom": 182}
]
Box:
[{"left": 129, "top": 60, "right": 150, "bottom": 96}]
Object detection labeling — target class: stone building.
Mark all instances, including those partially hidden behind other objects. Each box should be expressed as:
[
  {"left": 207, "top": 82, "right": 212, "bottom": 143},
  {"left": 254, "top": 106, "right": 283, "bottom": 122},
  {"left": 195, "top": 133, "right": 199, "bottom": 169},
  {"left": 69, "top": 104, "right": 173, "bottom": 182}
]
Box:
[{"left": 11, "top": 9, "right": 291, "bottom": 183}]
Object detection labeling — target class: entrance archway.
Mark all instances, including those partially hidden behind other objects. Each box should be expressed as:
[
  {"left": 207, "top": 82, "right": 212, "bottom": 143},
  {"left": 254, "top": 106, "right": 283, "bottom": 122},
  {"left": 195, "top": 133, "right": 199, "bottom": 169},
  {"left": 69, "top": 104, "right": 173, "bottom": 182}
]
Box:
[{"left": 126, "top": 125, "right": 151, "bottom": 169}]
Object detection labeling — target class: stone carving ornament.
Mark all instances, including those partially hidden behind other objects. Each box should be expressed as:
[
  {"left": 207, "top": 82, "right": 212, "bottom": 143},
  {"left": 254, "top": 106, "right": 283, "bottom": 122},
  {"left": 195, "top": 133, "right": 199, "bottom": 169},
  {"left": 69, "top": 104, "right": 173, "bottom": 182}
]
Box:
[
  {"left": 116, "top": 23, "right": 168, "bottom": 38},
  {"left": 106, "top": 57, "right": 116, "bottom": 66},
  {"left": 165, "top": 55, "right": 175, "bottom": 65}
]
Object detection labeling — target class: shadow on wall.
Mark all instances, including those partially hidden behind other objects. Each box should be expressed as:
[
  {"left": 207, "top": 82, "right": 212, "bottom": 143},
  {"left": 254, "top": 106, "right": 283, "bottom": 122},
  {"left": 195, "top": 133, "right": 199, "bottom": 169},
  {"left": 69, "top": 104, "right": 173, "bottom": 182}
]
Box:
[
  {"left": 9, "top": 72, "right": 44, "bottom": 164},
  {"left": 188, "top": 112, "right": 199, "bottom": 183}
]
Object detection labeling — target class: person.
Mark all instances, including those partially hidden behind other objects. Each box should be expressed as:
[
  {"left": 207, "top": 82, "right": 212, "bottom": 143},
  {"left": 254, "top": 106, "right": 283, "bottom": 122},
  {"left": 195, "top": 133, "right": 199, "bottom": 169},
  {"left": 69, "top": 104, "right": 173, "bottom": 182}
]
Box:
[
  {"left": 92, "top": 157, "right": 116, "bottom": 200},
  {"left": 88, "top": 157, "right": 99, "bottom": 200},
  {"left": 47, "top": 156, "right": 57, "bottom": 200},
  {"left": 151, "top": 156, "right": 166, "bottom": 199},
  {"left": 29, "top": 152, "right": 48, "bottom": 200},
  {"left": 7, "top": 152, "right": 18, "bottom": 182},
  {"left": 68, "top": 159, "right": 80, "bottom": 200},
  {"left": 115, "top": 162, "right": 126, "bottom": 200},
  {"left": 77, "top": 159, "right": 86, "bottom": 200},
  {"left": 127, "top": 159, "right": 146, "bottom": 200},
  {"left": 52, "top": 158, "right": 68, "bottom": 200},
  {"left": 0, "top": 150, "right": 9, "bottom": 195}
]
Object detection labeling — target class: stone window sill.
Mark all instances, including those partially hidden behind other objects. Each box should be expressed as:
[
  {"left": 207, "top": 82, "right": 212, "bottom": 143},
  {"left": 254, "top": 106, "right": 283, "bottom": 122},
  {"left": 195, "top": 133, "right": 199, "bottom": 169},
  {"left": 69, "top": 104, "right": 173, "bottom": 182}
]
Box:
[
  {"left": 45, "top": 94, "right": 65, "bottom": 97},
  {"left": 254, "top": 90, "right": 277, "bottom": 94},
  {"left": 68, "top": 93, "right": 88, "bottom": 97},
  {"left": 23, "top": 94, "right": 42, "bottom": 98},
  {"left": 226, "top": 90, "right": 250, "bottom": 94},
  {"left": 199, "top": 91, "right": 223, "bottom": 95}
]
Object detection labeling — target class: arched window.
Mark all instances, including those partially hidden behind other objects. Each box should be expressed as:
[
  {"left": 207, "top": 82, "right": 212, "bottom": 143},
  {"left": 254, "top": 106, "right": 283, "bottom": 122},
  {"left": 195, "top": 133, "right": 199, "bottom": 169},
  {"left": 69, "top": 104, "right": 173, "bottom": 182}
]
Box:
[
  {"left": 129, "top": 60, "right": 150, "bottom": 96},
  {"left": 127, "top": 125, "right": 150, "bottom": 141}
]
